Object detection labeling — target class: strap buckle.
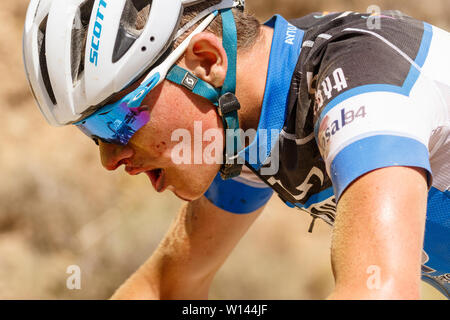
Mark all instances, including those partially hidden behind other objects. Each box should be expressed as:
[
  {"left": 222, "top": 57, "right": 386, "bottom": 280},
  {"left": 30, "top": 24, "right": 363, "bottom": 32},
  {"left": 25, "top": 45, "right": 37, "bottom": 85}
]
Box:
[
  {"left": 218, "top": 93, "right": 243, "bottom": 180},
  {"left": 220, "top": 163, "right": 243, "bottom": 180},
  {"left": 218, "top": 92, "right": 241, "bottom": 117}
]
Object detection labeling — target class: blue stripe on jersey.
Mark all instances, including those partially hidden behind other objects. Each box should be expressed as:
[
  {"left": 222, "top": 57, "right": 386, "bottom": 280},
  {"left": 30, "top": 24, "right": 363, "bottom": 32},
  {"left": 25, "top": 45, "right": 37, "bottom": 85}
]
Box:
[
  {"left": 403, "top": 22, "right": 433, "bottom": 93},
  {"left": 294, "top": 187, "right": 334, "bottom": 209},
  {"left": 204, "top": 173, "right": 274, "bottom": 214},
  {"left": 314, "top": 22, "right": 433, "bottom": 137},
  {"left": 238, "top": 15, "right": 304, "bottom": 170},
  {"left": 330, "top": 135, "right": 431, "bottom": 201}
]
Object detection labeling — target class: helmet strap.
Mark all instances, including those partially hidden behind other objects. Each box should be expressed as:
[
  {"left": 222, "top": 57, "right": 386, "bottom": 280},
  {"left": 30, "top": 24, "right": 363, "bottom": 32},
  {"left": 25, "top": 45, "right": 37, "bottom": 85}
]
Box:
[{"left": 166, "top": 8, "right": 243, "bottom": 180}]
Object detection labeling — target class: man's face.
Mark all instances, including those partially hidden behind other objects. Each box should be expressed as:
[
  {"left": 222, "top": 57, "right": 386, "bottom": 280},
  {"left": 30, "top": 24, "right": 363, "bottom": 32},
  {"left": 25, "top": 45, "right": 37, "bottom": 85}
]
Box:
[{"left": 98, "top": 79, "right": 224, "bottom": 202}]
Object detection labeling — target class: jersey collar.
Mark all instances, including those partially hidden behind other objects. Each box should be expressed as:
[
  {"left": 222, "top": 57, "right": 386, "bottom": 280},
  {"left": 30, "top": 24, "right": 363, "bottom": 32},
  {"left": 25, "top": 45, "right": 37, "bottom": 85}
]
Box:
[{"left": 238, "top": 15, "right": 304, "bottom": 171}]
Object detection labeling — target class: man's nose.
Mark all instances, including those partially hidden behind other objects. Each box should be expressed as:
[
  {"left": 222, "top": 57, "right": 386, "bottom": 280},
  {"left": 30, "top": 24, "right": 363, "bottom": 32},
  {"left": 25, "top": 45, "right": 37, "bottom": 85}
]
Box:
[{"left": 99, "top": 142, "right": 134, "bottom": 171}]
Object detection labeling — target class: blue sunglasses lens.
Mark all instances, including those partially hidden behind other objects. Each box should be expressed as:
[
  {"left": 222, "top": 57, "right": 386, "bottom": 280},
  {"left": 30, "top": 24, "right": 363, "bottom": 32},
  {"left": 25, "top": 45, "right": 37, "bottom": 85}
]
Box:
[
  {"left": 75, "top": 102, "right": 150, "bottom": 145},
  {"left": 74, "top": 73, "right": 160, "bottom": 145}
]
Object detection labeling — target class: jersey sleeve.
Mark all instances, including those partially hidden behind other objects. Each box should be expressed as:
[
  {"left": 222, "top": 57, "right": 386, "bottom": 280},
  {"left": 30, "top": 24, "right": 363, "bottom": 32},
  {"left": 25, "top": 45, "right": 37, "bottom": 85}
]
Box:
[
  {"left": 204, "top": 166, "right": 274, "bottom": 214},
  {"left": 312, "top": 23, "right": 438, "bottom": 201}
]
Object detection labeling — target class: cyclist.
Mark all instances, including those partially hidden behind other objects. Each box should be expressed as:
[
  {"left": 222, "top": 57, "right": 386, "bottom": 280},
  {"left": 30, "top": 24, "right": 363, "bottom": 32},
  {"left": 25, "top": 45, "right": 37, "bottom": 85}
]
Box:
[{"left": 23, "top": 0, "right": 449, "bottom": 299}]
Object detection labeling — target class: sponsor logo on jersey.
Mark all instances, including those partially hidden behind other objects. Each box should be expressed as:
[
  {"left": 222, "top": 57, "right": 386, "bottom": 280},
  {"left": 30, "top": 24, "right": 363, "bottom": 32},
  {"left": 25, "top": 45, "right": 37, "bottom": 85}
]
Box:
[
  {"left": 315, "top": 68, "right": 348, "bottom": 111},
  {"left": 90, "top": 0, "right": 107, "bottom": 67},
  {"left": 318, "top": 105, "right": 367, "bottom": 159},
  {"left": 317, "top": 115, "right": 330, "bottom": 158},
  {"left": 285, "top": 23, "right": 298, "bottom": 45}
]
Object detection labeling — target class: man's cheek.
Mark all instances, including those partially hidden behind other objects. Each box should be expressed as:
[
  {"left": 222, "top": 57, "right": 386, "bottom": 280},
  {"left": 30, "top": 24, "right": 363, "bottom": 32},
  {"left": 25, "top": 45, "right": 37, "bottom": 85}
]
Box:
[{"left": 153, "top": 141, "right": 168, "bottom": 155}]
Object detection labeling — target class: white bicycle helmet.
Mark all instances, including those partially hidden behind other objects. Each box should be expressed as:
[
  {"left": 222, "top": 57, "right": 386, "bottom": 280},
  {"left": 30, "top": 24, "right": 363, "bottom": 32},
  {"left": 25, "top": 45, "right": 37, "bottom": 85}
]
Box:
[{"left": 23, "top": 0, "right": 243, "bottom": 126}]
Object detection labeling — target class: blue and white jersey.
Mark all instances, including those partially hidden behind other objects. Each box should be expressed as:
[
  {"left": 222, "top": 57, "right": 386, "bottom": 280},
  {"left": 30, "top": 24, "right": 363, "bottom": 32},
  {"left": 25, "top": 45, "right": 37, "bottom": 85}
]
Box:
[{"left": 205, "top": 12, "right": 450, "bottom": 298}]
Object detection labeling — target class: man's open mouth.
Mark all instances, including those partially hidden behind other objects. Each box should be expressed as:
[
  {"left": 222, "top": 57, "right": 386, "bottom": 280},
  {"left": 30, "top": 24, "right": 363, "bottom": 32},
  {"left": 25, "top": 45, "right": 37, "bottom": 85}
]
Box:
[{"left": 146, "top": 169, "right": 165, "bottom": 192}]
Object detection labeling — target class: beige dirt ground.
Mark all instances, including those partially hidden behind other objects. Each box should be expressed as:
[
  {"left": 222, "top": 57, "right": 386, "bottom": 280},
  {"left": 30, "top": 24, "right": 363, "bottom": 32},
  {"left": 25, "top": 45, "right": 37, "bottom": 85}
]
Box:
[{"left": 0, "top": 0, "right": 447, "bottom": 299}]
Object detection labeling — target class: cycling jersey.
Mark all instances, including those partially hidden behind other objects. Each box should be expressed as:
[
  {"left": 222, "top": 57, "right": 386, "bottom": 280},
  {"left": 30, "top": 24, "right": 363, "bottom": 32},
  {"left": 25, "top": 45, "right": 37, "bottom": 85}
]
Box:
[{"left": 204, "top": 11, "right": 450, "bottom": 298}]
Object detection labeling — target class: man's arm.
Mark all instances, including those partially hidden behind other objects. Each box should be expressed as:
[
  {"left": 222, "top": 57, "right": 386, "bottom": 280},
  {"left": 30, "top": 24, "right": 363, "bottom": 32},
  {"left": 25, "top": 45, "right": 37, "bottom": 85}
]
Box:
[
  {"left": 328, "top": 166, "right": 428, "bottom": 299},
  {"left": 111, "top": 195, "right": 264, "bottom": 300}
]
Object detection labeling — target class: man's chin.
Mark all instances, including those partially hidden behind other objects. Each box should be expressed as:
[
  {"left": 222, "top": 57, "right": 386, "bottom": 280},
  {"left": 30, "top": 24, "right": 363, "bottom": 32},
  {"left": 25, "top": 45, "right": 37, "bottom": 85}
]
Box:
[
  {"left": 172, "top": 189, "right": 195, "bottom": 202},
  {"left": 166, "top": 180, "right": 213, "bottom": 203}
]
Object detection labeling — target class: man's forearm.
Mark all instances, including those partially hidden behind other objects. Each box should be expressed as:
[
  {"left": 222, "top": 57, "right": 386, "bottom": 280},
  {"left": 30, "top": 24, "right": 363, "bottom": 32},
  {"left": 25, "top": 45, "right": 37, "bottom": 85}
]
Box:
[
  {"left": 111, "top": 200, "right": 213, "bottom": 300},
  {"left": 110, "top": 250, "right": 211, "bottom": 300},
  {"left": 109, "top": 262, "right": 162, "bottom": 300},
  {"left": 111, "top": 195, "right": 263, "bottom": 300}
]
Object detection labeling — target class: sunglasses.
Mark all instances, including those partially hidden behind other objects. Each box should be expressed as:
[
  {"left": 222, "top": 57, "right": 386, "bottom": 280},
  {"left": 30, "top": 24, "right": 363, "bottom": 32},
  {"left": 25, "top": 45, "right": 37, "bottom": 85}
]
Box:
[{"left": 74, "top": 10, "right": 219, "bottom": 146}]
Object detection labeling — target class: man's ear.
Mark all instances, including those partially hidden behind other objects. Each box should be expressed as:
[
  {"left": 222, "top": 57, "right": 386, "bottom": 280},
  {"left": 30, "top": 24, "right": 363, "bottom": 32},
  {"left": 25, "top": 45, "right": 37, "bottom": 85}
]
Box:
[{"left": 182, "top": 32, "right": 228, "bottom": 88}]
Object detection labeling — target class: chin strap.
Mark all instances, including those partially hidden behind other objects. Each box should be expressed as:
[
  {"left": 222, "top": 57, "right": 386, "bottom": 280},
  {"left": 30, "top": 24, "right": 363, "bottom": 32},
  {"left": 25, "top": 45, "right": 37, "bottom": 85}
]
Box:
[{"left": 166, "top": 8, "right": 243, "bottom": 180}]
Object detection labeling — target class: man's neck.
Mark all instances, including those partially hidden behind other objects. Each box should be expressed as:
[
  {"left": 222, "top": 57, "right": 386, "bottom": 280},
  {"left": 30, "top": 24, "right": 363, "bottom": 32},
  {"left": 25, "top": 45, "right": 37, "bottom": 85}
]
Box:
[{"left": 235, "top": 25, "right": 274, "bottom": 134}]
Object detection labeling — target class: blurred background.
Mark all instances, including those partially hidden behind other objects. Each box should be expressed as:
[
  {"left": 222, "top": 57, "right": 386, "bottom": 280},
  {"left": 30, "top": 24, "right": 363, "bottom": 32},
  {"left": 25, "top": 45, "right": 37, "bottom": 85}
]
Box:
[{"left": 0, "top": 0, "right": 448, "bottom": 299}]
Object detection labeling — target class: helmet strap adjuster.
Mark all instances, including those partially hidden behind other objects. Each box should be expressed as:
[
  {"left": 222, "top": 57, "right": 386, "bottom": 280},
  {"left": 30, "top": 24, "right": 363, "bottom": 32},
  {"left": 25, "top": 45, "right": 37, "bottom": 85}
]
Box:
[{"left": 218, "top": 92, "right": 243, "bottom": 180}]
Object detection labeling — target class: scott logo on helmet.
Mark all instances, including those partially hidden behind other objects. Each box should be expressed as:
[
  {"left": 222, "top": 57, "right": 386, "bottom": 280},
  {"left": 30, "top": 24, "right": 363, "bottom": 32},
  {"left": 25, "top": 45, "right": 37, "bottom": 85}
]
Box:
[{"left": 89, "top": 0, "right": 108, "bottom": 67}]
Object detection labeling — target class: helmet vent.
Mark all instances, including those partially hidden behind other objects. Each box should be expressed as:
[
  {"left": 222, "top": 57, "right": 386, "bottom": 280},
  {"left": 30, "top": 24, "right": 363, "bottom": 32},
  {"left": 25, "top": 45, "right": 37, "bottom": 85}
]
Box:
[
  {"left": 38, "top": 15, "right": 57, "bottom": 105},
  {"left": 71, "top": 0, "right": 95, "bottom": 86},
  {"left": 112, "top": 0, "right": 152, "bottom": 63}
]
